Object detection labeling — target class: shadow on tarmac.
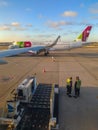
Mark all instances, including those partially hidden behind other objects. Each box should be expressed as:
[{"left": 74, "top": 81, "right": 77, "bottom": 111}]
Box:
[{"left": 8, "top": 52, "right": 98, "bottom": 58}]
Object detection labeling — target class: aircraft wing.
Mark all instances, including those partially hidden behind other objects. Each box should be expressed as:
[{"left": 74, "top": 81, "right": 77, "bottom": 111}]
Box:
[
  {"left": 0, "top": 46, "right": 43, "bottom": 58},
  {"left": 0, "top": 36, "right": 60, "bottom": 59}
]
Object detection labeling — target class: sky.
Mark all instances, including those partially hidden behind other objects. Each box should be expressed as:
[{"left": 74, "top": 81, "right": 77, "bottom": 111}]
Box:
[{"left": 0, "top": 0, "right": 98, "bottom": 42}]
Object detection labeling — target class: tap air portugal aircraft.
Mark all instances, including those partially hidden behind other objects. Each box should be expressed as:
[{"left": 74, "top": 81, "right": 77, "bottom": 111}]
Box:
[
  {"left": 50, "top": 25, "right": 92, "bottom": 51},
  {"left": 0, "top": 36, "right": 60, "bottom": 61},
  {"left": 0, "top": 26, "right": 92, "bottom": 64},
  {"left": 8, "top": 25, "right": 92, "bottom": 52}
]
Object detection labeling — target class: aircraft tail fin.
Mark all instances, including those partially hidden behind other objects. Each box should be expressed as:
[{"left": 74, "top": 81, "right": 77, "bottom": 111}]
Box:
[{"left": 75, "top": 26, "right": 92, "bottom": 42}]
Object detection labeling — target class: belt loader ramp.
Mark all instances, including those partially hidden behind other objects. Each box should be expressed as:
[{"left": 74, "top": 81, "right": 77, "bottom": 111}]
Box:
[{"left": 0, "top": 76, "right": 59, "bottom": 130}]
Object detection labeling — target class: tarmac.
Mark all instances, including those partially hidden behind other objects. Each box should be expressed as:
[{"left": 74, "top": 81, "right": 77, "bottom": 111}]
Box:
[{"left": 0, "top": 47, "right": 98, "bottom": 130}]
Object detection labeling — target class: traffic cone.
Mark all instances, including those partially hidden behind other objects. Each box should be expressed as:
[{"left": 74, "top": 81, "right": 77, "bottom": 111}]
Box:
[
  {"left": 43, "top": 68, "right": 46, "bottom": 73},
  {"left": 52, "top": 56, "right": 55, "bottom": 62}
]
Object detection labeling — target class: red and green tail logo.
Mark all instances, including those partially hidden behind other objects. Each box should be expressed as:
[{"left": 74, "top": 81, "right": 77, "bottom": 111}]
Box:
[{"left": 76, "top": 26, "right": 92, "bottom": 42}]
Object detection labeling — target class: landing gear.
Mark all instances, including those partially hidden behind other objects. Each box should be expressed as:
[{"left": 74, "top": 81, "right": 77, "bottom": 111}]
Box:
[{"left": 44, "top": 51, "right": 49, "bottom": 56}]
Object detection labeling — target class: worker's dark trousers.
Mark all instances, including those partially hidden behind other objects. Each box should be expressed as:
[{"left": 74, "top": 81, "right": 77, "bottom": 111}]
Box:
[
  {"left": 75, "top": 88, "right": 80, "bottom": 96},
  {"left": 69, "top": 87, "right": 72, "bottom": 95},
  {"left": 77, "top": 88, "right": 80, "bottom": 96},
  {"left": 66, "top": 85, "right": 70, "bottom": 94}
]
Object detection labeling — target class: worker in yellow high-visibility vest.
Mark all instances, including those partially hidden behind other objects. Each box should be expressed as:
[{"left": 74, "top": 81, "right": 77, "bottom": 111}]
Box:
[
  {"left": 69, "top": 77, "right": 73, "bottom": 97},
  {"left": 66, "top": 78, "right": 70, "bottom": 95}
]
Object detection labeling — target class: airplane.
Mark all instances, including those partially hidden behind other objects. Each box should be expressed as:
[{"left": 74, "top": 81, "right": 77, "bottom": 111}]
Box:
[
  {"left": 8, "top": 26, "right": 92, "bottom": 50},
  {"left": 0, "top": 36, "right": 60, "bottom": 63},
  {"left": 49, "top": 25, "right": 92, "bottom": 51},
  {"left": 8, "top": 26, "right": 92, "bottom": 53},
  {"left": 26, "top": 26, "right": 92, "bottom": 56},
  {"left": 0, "top": 26, "right": 92, "bottom": 64}
]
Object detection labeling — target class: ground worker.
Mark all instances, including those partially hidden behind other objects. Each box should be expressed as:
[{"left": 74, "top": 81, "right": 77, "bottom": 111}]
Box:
[
  {"left": 68, "top": 77, "right": 73, "bottom": 97},
  {"left": 74, "top": 76, "right": 81, "bottom": 97},
  {"left": 66, "top": 77, "right": 70, "bottom": 95}
]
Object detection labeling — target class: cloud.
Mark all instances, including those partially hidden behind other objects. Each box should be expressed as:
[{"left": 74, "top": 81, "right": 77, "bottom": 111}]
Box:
[
  {"left": 90, "top": 16, "right": 98, "bottom": 20},
  {"left": 11, "top": 22, "right": 20, "bottom": 27},
  {"left": 89, "top": 3, "right": 98, "bottom": 14},
  {"left": 0, "top": 25, "right": 11, "bottom": 30},
  {"left": 61, "top": 11, "right": 78, "bottom": 17},
  {"left": 46, "top": 20, "right": 93, "bottom": 29},
  {"left": 80, "top": 3, "right": 85, "bottom": 8},
  {"left": 32, "top": 34, "right": 56, "bottom": 41},
  {"left": 38, "top": 14, "right": 43, "bottom": 19},
  {"left": 26, "top": 24, "right": 32, "bottom": 27},
  {"left": 15, "top": 27, "right": 27, "bottom": 31},
  {"left": 46, "top": 20, "right": 74, "bottom": 29},
  {"left": 26, "top": 8, "right": 32, "bottom": 11},
  {"left": 25, "top": 35, "right": 32, "bottom": 38},
  {"left": 36, "top": 34, "right": 53, "bottom": 38},
  {"left": 11, "top": 22, "right": 27, "bottom": 31},
  {"left": 0, "top": 22, "right": 28, "bottom": 31},
  {"left": 0, "top": 0, "right": 8, "bottom": 7}
]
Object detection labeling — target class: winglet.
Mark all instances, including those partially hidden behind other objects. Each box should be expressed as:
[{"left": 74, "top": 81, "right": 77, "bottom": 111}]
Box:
[
  {"left": 75, "top": 26, "right": 92, "bottom": 42},
  {"left": 47, "top": 35, "right": 60, "bottom": 48}
]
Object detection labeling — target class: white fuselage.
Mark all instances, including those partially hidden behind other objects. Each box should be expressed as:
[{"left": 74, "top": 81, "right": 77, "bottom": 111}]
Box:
[
  {"left": 49, "top": 42, "right": 83, "bottom": 51},
  {"left": 8, "top": 41, "right": 90, "bottom": 53}
]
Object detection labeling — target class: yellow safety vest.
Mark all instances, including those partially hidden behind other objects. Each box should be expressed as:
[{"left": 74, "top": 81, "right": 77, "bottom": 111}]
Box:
[
  {"left": 66, "top": 78, "right": 70, "bottom": 85},
  {"left": 76, "top": 80, "right": 81, "bottom": 88}
]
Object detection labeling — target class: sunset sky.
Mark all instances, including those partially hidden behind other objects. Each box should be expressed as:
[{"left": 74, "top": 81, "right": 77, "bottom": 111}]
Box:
[{"left": 0, "top": 0, "right": 98, "bottom": 42}]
